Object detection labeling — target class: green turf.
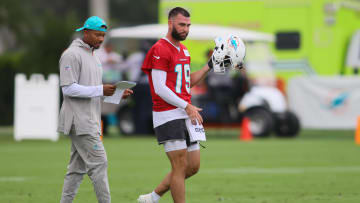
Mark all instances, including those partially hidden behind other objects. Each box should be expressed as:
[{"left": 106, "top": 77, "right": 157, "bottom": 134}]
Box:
[{"left": 1, "top": 127, "right": 360, "bottom": 203}]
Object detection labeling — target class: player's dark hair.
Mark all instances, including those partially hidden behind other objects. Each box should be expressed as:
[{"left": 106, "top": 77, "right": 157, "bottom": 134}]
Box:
[{"left": 168, "top": 7, "right": 190, "bottom": 19}]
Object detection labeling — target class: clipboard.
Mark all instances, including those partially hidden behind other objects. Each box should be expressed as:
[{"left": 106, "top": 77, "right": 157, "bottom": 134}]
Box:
[
  {"left": 103, "top": 81, "right": 136, "bottom": 104},
  {"left": 114, "top": 81, "right": 137, "bottom": 89}
]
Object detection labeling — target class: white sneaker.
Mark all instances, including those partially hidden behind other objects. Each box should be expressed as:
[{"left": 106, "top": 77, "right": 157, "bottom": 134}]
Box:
[{"left": 137, "top": 193, "right": 155, "bottom": 203}]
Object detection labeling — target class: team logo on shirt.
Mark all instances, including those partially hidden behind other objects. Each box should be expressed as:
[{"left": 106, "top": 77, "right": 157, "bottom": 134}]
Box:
[
  {"left": 153, "top": 55, "right": 160, "bottom": 60},
  {"left": 65, "top": 65, "right": 71, "bottom": 70}
]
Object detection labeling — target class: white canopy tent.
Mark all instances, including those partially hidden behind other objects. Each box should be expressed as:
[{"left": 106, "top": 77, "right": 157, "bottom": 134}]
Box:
[
  {"left": 109, "top": 24, "right": 274, "bottom": 42},
  {"left": 109, "top": 23, "right": 276, "bottom": 85}
]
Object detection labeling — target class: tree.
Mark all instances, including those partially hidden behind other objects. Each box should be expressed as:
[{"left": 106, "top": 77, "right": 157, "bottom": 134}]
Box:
[{"left": 0, "top": 0, "right": 159, "bottom": 125}]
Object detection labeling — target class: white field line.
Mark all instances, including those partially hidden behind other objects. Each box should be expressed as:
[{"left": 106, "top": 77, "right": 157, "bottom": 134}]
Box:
[
  {"left": 202, "top": 166, "right": 360, "bottom": 174},
  {"left": 0, "top": 177, "right": 32, "bottom": 182}
]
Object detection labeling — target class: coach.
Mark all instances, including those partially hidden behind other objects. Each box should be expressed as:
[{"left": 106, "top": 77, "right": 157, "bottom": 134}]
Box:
[{"left": 58, "top": 16, "right": 132, "bottom": 203}]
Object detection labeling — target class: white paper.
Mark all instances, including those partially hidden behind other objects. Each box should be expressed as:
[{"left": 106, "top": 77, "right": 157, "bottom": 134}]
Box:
[
  {"left": 103, "top": 89, "right": 124, "bottom": 104},
  {"left": 115, "top": 81, "right": 137, "bottom": 89},
  {"left": 185, "top": 118, "right": 206, "bottom": 142},
  {"left": 103, "top": 81, "right": 136, "bottom": 104}
]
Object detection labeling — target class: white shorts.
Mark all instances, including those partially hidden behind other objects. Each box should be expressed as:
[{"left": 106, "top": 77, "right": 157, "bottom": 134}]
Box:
[{"left": 164, "top": 140, "right": 200, "bottom": 153}]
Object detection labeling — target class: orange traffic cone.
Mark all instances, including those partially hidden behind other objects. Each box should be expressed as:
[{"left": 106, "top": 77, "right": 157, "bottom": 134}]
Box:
[
  {"left": 355, "top": 116, "right": 360, "bottom": 145},
  {"left": 240, "top": 117, "right": 253, "bottom": 141}
]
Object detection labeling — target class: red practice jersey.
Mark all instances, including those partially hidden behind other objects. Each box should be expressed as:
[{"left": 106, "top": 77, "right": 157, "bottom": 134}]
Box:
[{"left": 142, "top": 38, "right": 192, "bottom": 112}]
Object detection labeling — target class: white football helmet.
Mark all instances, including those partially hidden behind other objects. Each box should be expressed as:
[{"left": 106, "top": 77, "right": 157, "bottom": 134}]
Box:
[{"left": 211, "top": 34, "right": 246, "bottom": 74}]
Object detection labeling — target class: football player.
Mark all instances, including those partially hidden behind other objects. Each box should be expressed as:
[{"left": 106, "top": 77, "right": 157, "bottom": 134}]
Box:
[{"left": 137, "top": 7, "right": 217, "bottom": 203}]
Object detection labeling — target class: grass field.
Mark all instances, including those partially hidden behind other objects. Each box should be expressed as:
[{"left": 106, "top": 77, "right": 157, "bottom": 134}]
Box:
[{"left": 1, "top": 127, "right": 360, "bottom": 203}]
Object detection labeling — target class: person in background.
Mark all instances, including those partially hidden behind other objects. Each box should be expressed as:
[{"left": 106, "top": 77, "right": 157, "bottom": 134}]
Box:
[
  {"left": 206, "top": 49, "right": 249, "bottom": 122},
  {"left": 97, "top": 42, "right": 124, "bottom": 135},
  {"left": 121, "top": 40, "right": 155, "bottom": 134}
]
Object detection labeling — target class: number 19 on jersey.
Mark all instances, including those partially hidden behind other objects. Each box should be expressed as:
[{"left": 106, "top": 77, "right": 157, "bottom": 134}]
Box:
[{"left": 175, "top": 64, "right": 190, "bottom": 94}]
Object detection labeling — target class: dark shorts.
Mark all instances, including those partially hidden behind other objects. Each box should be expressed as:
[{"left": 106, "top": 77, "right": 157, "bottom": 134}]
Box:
[{"left": 154, "top": 119, "right": 197, "bottom": 146}]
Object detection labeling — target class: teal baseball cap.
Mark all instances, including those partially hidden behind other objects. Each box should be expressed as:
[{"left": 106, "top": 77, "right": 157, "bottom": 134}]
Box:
[{"left": 76, "top": 16, "right": 107, "bottom": 32}]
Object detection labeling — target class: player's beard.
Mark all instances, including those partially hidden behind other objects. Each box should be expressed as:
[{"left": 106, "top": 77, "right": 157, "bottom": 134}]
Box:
[{"left": 171, "top": 26, "right": 188, "bottom": 41}]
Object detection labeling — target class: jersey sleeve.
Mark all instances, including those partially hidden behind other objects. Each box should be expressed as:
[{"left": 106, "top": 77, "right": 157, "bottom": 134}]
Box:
[
  {"left": 59, "top": 52, "right": 81, "bottom": 87},
  {"left": 142, "top": 44, "right": 170, "bottom": 73}
]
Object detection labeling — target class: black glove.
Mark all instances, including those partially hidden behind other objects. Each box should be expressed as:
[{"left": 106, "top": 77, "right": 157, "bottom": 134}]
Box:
[
  {"left": 207, "top": 57, "right": 214, "bottom": 69},
  {"left": 236, "top": 62, "right": 244, "bottom": 69}
]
